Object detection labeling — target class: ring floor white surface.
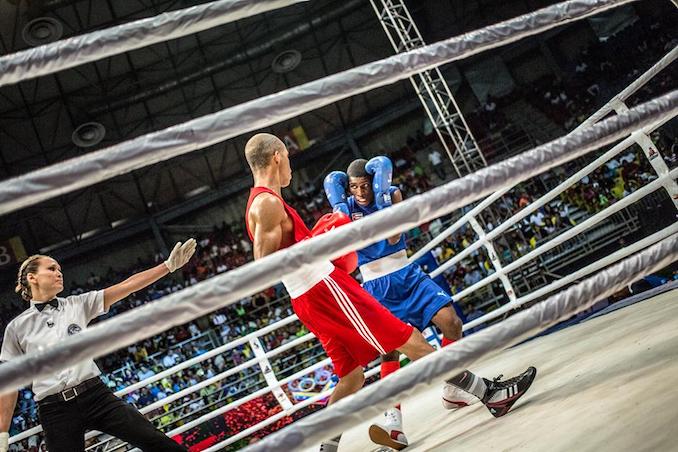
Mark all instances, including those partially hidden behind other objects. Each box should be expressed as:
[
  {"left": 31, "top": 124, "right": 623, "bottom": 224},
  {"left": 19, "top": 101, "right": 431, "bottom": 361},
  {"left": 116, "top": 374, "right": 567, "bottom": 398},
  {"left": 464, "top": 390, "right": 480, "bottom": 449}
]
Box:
[{"left": 336, "top": 289, "right": 678, "bottom": 452}]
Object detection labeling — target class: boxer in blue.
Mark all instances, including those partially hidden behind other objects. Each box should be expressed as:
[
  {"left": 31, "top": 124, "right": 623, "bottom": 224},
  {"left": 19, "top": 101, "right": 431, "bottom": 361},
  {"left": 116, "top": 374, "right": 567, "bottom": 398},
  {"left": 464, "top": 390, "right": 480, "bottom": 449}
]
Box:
[{"left": 324, "top": 157, "right": 537, "bottom": 450}]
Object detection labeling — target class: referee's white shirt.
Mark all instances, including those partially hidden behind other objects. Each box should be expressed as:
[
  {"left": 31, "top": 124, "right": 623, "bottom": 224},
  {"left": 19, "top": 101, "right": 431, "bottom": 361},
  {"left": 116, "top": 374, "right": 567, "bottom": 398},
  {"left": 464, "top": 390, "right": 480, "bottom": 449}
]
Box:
[{"left": 0, "top": 291, "right": 108, "bottom": 401}]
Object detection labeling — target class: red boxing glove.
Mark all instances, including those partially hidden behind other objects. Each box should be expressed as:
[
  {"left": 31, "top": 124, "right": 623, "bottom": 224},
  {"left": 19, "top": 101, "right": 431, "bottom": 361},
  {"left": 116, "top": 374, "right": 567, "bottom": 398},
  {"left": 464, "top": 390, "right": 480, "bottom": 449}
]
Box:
[{"left": 311, "top": 212, "right": 358, "bottom": 274}]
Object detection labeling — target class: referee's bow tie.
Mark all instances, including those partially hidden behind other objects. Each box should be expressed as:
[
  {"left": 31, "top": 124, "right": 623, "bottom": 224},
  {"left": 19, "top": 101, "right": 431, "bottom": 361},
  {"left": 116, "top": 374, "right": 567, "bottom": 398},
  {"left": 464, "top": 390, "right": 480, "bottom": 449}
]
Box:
[{"left": 35, "top": 299, "right": 59, "bottom": 312}]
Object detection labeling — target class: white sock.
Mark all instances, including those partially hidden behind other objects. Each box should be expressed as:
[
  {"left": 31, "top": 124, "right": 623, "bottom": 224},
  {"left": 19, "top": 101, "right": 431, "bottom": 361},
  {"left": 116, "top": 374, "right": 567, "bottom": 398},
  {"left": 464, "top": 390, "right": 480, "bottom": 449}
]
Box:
[{"left": 446, "top": 370, "right": 487, "bottom": 400}]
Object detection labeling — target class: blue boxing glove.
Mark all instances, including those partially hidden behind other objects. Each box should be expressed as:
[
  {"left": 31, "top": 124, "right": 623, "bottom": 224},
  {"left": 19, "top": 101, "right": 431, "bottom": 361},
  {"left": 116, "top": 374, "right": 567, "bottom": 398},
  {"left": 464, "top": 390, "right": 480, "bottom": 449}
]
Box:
[
  {"left": 365, "top": 156, "right": 393, "bottom": 209},
  {"left": 323, "top": 171, "right": 350, "bottom": 216}
]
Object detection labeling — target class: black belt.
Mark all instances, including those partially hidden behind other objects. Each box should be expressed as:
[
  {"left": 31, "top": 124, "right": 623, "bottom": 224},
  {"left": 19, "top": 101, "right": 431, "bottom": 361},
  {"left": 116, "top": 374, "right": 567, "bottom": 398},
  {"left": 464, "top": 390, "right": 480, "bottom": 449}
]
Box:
[{"left": 39, "top": 377, "right": 102, "bottom": 404}]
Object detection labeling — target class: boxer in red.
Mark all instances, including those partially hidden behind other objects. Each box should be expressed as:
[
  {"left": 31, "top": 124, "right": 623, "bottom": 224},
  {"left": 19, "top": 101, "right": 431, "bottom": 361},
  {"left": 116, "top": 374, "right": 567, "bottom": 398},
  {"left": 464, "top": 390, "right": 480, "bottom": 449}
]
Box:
[{"left": 244, "top": 133, "right": 434, "bottom": 452}]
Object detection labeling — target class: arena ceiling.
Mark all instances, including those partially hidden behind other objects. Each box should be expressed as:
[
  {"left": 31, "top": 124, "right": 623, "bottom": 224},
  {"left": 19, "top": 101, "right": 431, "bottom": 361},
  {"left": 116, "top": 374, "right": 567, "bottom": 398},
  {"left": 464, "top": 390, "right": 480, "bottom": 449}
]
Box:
[
  {"left": 0, "top": 0, "right": 415, "bottom": 253},
  {"left": 0, "top": 0, "right": 560, "bottom": 260}
]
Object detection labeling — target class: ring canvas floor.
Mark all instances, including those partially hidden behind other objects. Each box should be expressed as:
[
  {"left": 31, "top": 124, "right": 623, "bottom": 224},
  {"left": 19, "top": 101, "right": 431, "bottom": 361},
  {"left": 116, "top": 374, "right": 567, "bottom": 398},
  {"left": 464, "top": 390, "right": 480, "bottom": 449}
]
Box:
[{"left": 333, "top": 288, "right": 678, "bottom": 452}]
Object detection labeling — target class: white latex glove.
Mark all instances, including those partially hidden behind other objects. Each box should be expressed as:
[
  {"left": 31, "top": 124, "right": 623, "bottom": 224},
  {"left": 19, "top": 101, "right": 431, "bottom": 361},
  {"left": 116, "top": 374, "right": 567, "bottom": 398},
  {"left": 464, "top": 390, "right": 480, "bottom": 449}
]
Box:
[
  {"left": 164, "top": 238, "right": 197, "bottom": 272},
  {"left": 0, "top": 432, "right": 9, "bottom": 452}
]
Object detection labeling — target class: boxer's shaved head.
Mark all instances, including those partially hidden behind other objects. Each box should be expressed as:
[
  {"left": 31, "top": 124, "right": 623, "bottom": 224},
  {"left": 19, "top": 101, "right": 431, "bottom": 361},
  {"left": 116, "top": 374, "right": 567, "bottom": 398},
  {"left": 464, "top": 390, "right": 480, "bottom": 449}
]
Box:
[
  {"left": 245, "top": 133, "right": 292, "bottom": 188},
  {"left": 347, "top": 159, "right": 369, "bottom": 178},
  {"left": 245, "top": 133, "right": 285, "bottom": 171}
]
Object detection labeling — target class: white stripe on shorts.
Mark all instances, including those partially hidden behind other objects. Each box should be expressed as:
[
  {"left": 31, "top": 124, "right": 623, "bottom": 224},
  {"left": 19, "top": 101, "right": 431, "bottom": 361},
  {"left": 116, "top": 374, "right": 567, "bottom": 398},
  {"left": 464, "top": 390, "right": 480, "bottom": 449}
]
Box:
[
  {"left": 323, "top": 276, "right": 387, "bottom": 355},
  {"left": 322, "top": 277, "right": 381, "bottom": 353}
]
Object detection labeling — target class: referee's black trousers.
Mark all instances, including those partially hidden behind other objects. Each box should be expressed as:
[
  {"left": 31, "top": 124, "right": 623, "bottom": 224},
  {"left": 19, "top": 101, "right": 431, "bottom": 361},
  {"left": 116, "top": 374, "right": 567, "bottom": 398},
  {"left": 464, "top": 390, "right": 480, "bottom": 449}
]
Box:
[{"left": 38, "top": 380, "right": 187, "bottom": 452}]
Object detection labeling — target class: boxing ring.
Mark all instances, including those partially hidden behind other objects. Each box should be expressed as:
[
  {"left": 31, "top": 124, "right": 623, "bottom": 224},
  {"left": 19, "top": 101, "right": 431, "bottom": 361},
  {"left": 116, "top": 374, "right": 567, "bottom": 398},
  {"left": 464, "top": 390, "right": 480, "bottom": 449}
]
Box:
[{"left": 1, "top": 0, "right": 677, "bottom": 450}]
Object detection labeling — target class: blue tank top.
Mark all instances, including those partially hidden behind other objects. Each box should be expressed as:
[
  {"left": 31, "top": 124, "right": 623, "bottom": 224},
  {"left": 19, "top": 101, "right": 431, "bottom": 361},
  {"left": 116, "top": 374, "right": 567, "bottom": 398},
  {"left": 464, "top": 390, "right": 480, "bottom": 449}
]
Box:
[{"left": 347, "top": 190, "right": 406, "bottom": 266}]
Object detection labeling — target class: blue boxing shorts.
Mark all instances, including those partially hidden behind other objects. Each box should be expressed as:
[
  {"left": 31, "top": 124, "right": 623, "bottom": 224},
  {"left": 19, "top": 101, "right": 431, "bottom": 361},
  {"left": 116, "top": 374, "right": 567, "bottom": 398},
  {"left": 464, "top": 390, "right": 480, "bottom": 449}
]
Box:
[{"left": 362, "top": 263, "right": 453, "bottom": 331}]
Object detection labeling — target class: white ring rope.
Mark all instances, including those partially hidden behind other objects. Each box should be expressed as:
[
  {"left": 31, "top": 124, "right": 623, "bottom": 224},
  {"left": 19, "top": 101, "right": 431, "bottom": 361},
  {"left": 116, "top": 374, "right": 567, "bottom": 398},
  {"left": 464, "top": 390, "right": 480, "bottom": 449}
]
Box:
[
  {"left": 448, "top": 168, "right": 677, "bottom": 297},
  {"left": 204, "top": 365, "right": 383, "bottom": 452},
  {"left": 0, "top": 0, "right": 308, "bottom": 88},
  {"left": 7, "top": 313, "right": 304, "bottom": 444},
  {"left": 117, "top": 314, "right": 299, "bottom": 397},
  {"left": 246, "top": 235, "right": 678, "bottom": 451},
  {"left": 0, "top": 0, "right": 638, "bottom": 215},
  {"left": 429, "top": 131, "right": 676, "bottom": 282},
  {"left": 92, "top": 355, "right": 333, "bottom": 451},
  {"left": 414, "top": 115, "right": 672, "bottom": 274},
  {"left": 576, "top": 45, "right": 678, "bottom": 130},
  {"left": 0, "top": 92, "right": 674, "bottom": 396},
  {"left": 462, "top": 224, "right": 678, "bottom": 330},
  {"left": 408, "top": 44, "right": 678, "bottom": 263}
]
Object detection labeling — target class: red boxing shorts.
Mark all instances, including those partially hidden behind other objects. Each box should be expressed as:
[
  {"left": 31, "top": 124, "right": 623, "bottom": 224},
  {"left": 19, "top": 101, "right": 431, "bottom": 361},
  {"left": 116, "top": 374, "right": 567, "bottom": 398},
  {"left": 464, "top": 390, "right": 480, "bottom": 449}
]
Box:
[{"left": 291, "top": 267, "right": 413, "bottom": 377}]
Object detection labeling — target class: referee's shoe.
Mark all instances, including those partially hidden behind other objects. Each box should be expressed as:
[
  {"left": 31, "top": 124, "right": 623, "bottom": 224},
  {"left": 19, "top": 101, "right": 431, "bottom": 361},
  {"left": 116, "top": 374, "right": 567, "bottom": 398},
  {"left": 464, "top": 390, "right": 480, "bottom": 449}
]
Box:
[{"left": 482, "top": 366, "right": 537, "bottom": 417}]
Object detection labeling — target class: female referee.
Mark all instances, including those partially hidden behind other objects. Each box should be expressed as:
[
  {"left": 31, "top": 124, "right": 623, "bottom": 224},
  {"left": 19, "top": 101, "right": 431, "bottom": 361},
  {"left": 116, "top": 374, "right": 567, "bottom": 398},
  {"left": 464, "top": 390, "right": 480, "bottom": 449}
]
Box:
[{"left": 0, "top": 239, "right": 196, "bottom": 452}]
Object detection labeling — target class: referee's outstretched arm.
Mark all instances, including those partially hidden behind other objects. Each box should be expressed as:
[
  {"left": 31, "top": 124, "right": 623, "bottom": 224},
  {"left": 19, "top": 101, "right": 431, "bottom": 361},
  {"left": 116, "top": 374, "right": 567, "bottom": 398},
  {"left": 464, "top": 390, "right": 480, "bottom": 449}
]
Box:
[{"left": 102, "top": 239, "right": 196, "bottom": 310}]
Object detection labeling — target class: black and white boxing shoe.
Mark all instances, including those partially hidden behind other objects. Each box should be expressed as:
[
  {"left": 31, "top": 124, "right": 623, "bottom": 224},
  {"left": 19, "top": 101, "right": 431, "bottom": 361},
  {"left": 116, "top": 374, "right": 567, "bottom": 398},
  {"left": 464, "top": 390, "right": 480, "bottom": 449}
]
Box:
[{"left": 482, "top": 366, "right": 537, "bottom": 418}]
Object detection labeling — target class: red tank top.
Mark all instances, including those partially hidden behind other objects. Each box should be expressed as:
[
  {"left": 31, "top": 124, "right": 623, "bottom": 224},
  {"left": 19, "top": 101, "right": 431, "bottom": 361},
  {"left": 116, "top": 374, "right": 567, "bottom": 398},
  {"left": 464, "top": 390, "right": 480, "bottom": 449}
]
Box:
[{"left": 245, "top": 186, "right": 310, "bottom": 248}]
